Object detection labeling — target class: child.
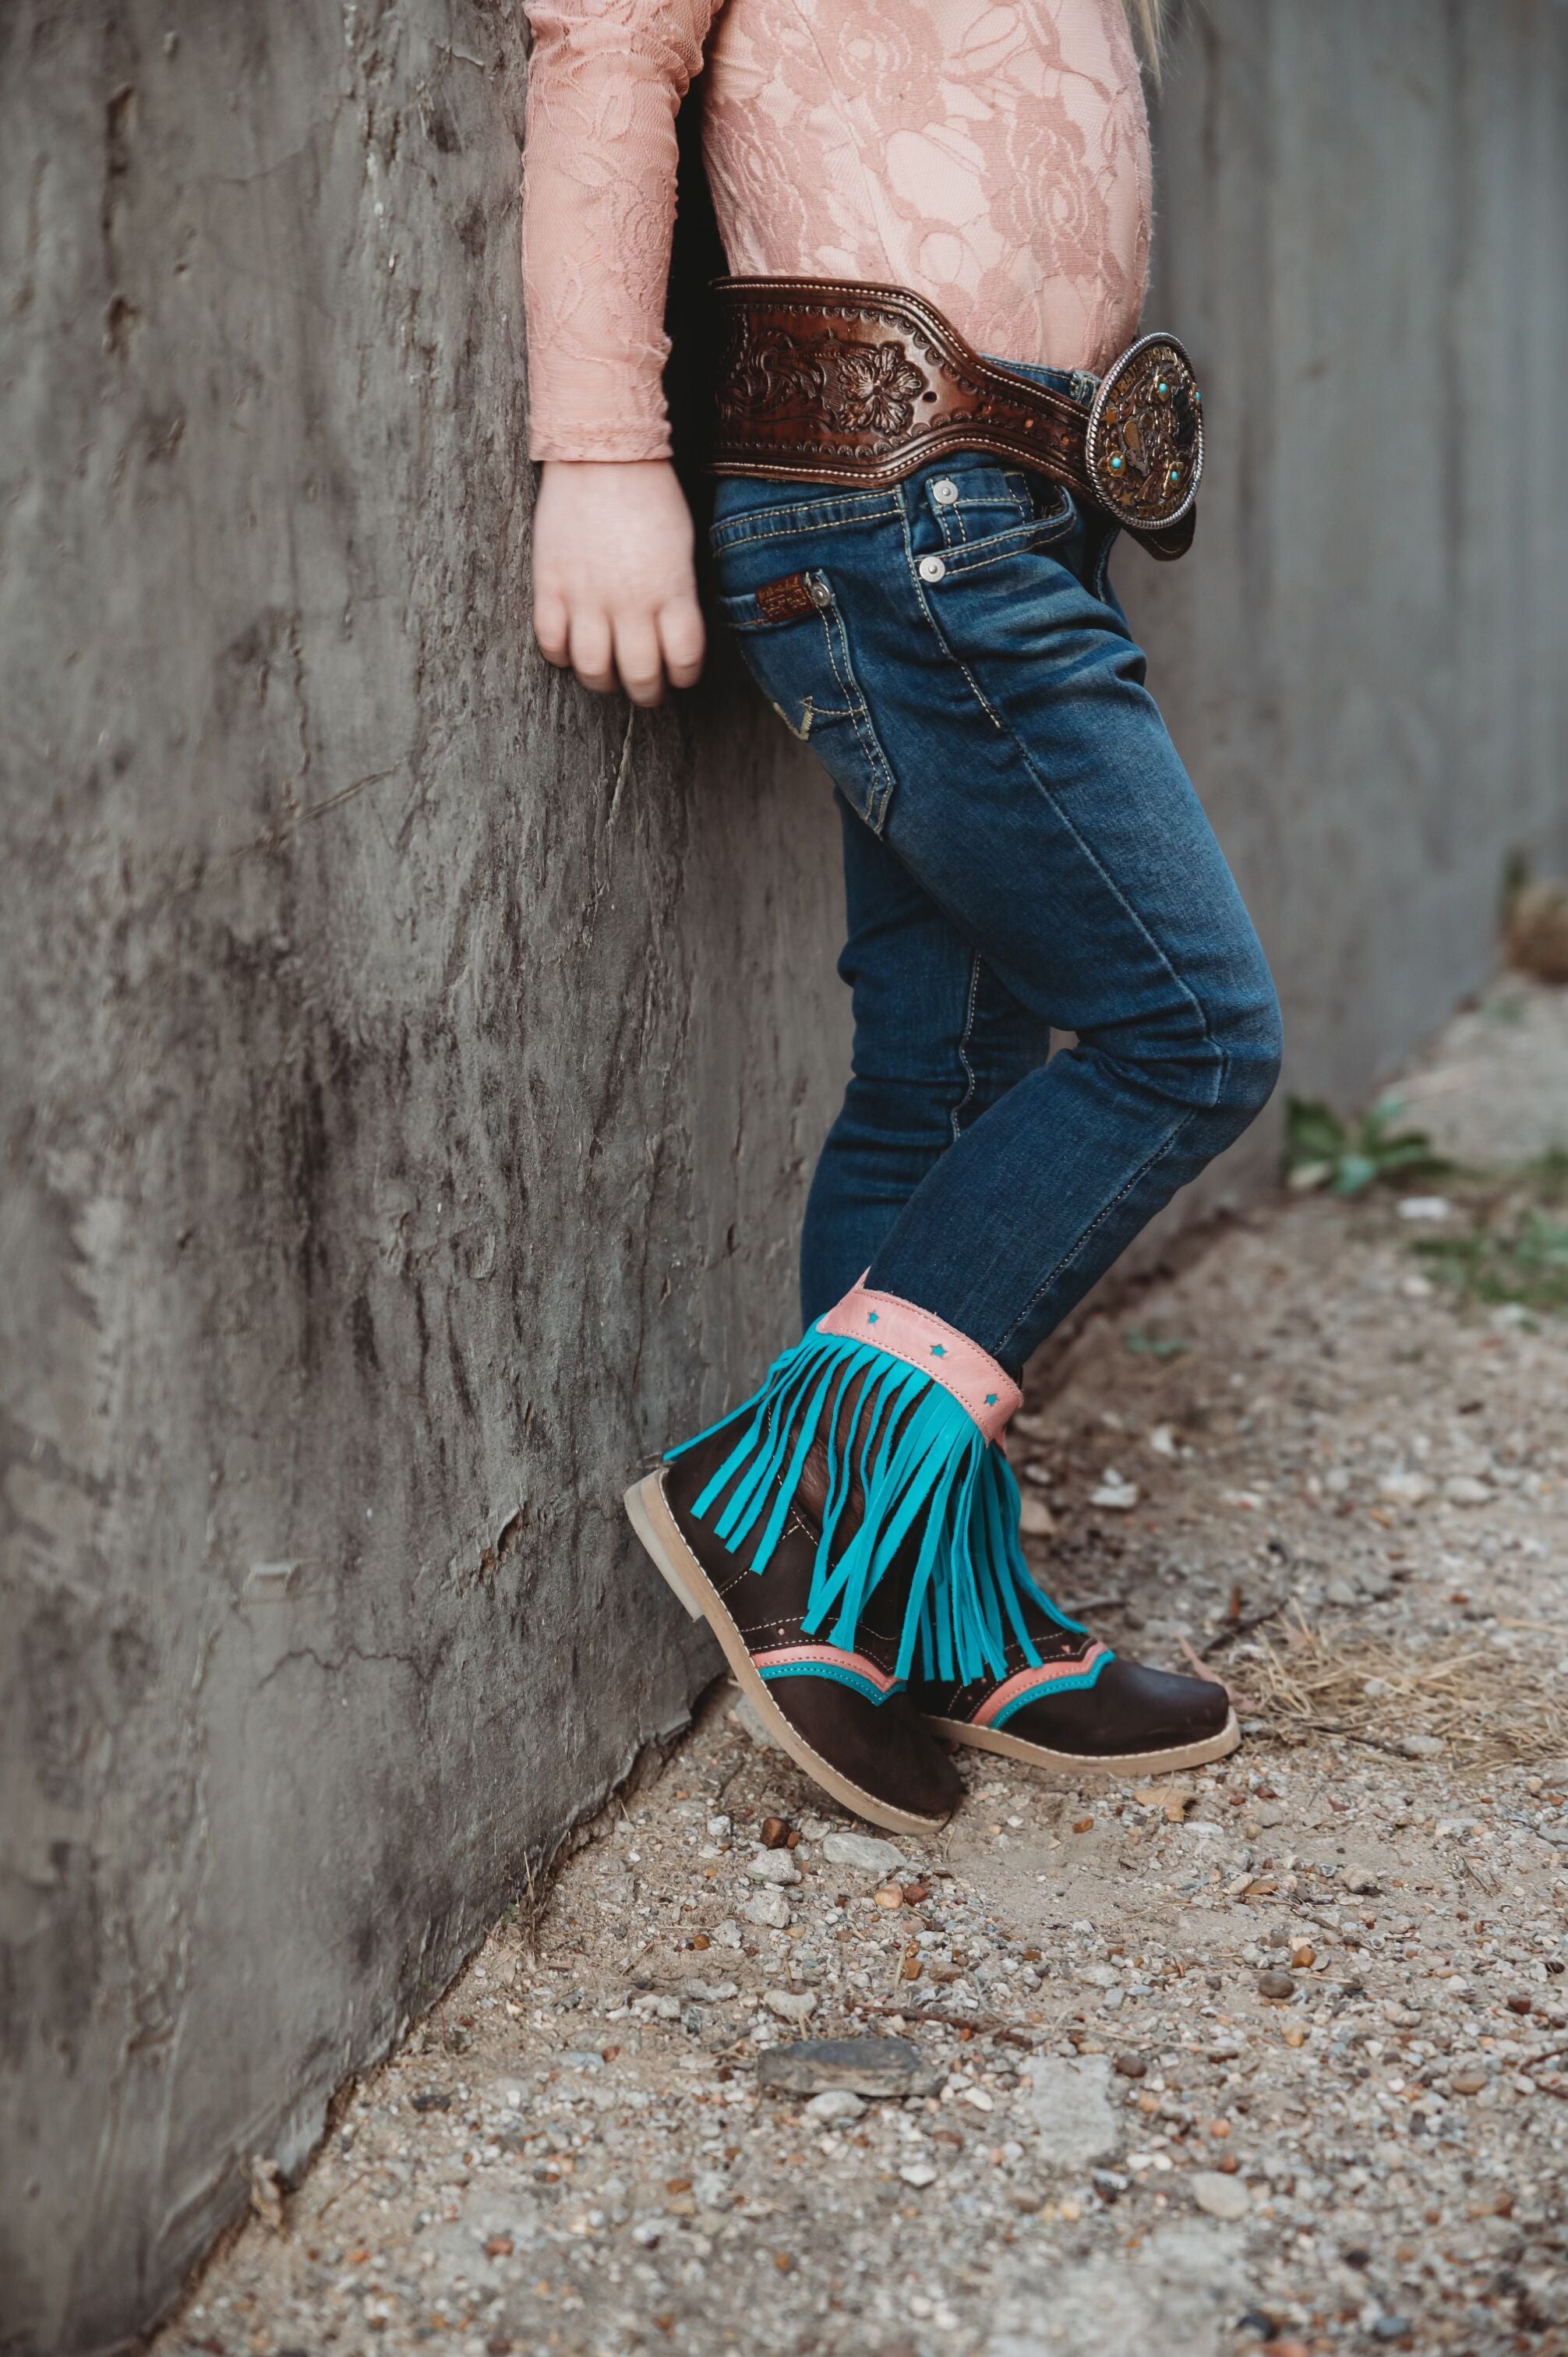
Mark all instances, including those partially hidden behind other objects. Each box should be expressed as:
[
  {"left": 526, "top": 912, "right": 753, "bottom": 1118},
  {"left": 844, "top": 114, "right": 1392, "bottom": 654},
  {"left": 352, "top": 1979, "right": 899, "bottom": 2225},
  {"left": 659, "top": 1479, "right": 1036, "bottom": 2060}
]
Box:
[{"left": 523, "top": 0, "right": 1280, "bottom": 1831}]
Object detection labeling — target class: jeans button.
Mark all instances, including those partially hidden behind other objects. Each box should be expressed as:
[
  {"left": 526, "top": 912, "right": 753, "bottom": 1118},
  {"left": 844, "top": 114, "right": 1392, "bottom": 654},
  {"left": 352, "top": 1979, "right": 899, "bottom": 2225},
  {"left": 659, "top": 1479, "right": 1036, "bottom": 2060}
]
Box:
[
  {"left": 917, "top": 554, "right": 947, "bottom": 584},
  {"left": 932, "top": 477, "right": 959, "bottom": 506}
]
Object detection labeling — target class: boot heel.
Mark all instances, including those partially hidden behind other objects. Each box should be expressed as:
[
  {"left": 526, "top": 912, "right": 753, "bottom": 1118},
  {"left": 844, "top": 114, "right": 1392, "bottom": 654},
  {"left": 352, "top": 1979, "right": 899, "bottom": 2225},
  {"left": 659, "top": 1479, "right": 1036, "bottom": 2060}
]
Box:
[{"left": 624, "top": 1475, "right": 705, "bottom": 1619}]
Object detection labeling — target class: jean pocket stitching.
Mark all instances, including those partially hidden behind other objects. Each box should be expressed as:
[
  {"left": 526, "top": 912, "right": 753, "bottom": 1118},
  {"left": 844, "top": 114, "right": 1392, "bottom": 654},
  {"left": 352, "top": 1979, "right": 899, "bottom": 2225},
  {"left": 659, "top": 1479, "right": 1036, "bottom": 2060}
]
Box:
[
  {"left": 721, "top": 575, "right": 897, "bottom": 830},
  {"left": 708, "top": 491, "right": 901, "bottom": 553},
  {"left": 939, "top": 501, "right": 1075, "bottom": 571},
  {"left": 819, "top": 599, "right": 897, "bottom": 831},
  {"left": 941, "top": 525, "right": 1079, "bottom": 580}
]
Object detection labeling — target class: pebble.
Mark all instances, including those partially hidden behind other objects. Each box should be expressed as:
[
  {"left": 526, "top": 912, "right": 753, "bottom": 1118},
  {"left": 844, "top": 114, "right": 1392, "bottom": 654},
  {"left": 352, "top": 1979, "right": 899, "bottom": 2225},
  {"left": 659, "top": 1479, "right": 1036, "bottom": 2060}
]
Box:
[
  {"left": 1020, "top": 1495, "right": 1058, "bottom": 1538},
  {"left": 745, "top": 1888, "right": 792, "bottom": 1930},
  {"left": 764, "top": 1988, "right": 818, "bottom": 2024},
  {"left": 745, "top": 1848, "right": 800, "bottom": 1886},
  {"left": 1089, "top": 1472, "right": 1139, "bottom": 1511},
  {"left": 821, "top": 1831, "right": 908, "bottom": 1873},
  {"left": 803, "top": 2089, "right": 867, "bottom": 2123},
  {"left": 1443, "top": 1475, "right": 1492, "bottom": 1507},
  {"left": 1257, "top": 1970, "right": 1295, "bottom": 2000},
  {"left": 728, "top": 1691, "right": 783, "bottom": 1747},
  {"left": 1019, "top": 2055, "right": 1123, "bottom": 2168},
  {"left": 1343, "top": 1868, "right": 1381, "bottom": 1892},
  {"left": 758, "top": 2037, "right": 945, "bottom": 2099},
  {"left": 1189, "top": 2170, "right": 1252, "bottom": 2222},
  {"left": 1450, "top": 2069, "right": 1487, "bottom": 2096},
  {"left": 899, "top": 2163, "right": 938, "bottom": 2189},
  {"left": 1113, "top": 2053, "right": 1147, "bottom": 2079},
  {"left": 1399, "top": 1735, "right": 1445, "bottom": 1760},
  {"left": 1135, "top": 1780, "right": 1195, "bottom": 1818}
]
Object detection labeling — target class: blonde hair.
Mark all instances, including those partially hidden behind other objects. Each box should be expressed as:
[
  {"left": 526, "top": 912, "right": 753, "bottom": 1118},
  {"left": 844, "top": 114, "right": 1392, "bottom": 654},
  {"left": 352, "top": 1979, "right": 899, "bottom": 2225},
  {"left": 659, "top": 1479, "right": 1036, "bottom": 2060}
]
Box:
[{"left": 1124, "top": 0, "right": 1165, "bottom": 70}]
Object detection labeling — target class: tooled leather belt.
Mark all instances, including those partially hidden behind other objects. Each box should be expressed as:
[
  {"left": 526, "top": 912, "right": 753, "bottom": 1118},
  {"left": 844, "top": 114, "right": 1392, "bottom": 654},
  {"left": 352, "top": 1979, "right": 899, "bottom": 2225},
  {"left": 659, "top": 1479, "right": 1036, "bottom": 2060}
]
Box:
[{"left": 708, "top": 275, "right": 1203, "bottom": 562}]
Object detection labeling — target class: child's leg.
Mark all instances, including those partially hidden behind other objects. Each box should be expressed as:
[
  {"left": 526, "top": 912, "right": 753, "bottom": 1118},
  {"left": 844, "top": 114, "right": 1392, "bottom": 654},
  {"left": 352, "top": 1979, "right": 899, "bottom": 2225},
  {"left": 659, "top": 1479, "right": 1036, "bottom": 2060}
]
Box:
[
  {"left": 812, "top": 479, "right": 1283, "bottom": 1373},
  {"left": 800, "top": 789, "right": 1052, "bottom": 1327}
]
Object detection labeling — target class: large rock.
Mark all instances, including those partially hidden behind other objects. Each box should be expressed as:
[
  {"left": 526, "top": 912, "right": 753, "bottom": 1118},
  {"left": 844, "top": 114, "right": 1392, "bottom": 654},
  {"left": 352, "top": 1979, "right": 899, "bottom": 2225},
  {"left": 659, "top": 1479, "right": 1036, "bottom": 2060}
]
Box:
[
  {"left": 1018, "top": 2055, "right": 1124, "bottom": 2169},
  {"left": 758, "top": 2037, "right": 944, "bottom": 2099},
  {"left": 820, "top": 1831, "right": 909, "bottom": 1873}
]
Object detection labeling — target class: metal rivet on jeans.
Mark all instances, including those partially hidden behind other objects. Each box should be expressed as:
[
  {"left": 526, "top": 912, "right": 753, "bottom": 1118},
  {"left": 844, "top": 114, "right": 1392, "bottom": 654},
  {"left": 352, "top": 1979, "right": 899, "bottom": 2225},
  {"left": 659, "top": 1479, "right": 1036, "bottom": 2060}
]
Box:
[
  {"left": 917, "top": 554, "right": 947, "bottom": 584},
  {"left": 809, "top": 576, "right": 832, "bottom": 607},
  {"left": 932, "top": 478, "right": 959, "bottom": 505}
]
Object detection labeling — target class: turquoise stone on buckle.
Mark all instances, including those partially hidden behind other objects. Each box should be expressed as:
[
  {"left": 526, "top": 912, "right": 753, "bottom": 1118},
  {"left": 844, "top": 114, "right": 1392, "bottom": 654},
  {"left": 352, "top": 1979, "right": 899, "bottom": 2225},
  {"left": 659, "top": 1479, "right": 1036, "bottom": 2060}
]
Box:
[{"left": 1085, "top": 330, "right": 1204, "bottom": 535}]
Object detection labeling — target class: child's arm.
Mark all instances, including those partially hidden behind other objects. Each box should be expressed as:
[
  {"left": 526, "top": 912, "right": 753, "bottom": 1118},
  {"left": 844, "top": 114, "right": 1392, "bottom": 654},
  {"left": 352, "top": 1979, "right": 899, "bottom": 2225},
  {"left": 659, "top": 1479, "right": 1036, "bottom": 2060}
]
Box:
[{"left": 521, "top": 0, "right": 715, "bottom": 703}]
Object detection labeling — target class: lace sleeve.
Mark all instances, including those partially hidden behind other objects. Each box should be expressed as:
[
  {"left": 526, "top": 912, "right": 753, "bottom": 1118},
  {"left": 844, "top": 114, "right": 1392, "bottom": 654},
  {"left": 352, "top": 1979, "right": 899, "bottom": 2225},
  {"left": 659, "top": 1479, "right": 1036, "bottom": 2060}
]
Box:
[{"left": 521, "top": 0, "right": 716, "bottom": 461}]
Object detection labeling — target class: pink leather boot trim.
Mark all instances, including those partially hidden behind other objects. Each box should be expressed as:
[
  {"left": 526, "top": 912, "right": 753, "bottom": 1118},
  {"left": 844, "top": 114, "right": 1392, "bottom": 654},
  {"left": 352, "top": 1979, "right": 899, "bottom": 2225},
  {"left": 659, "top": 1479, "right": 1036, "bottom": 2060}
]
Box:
[
  {"left": 814, "top": 1274, "right": 1022, "bottom": 1444},
  {"left": 969, "top": 1643, "right": 1114, "bottom": 1727}
]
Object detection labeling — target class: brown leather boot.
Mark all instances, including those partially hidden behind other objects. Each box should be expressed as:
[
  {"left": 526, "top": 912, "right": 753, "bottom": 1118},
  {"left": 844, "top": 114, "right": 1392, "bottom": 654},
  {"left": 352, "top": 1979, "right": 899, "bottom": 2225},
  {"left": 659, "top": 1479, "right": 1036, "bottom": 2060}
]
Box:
[
  {"left": 627, "top": 1275, "right": 1234, "bottom": 1825},
  {"left": 628, "top": 1272, "right": 1054, "bottom": 1834},
  {"left": 911, "top": 1633, "right": 1237, "bottom": 1776},
  {"left": 627, "top": 1417, "right": 962, "bottom": 1835}
]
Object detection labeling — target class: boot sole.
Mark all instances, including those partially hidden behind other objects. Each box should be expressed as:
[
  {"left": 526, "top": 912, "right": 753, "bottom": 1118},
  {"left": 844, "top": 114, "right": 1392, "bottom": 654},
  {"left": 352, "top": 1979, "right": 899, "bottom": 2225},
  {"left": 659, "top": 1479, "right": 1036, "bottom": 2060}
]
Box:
[
  {"left": 624, "top": 1470, "right": 952, "bottom": 1837},
  {"left": 923, "top": 1709, "right": 1241, "bottom": 1778}
]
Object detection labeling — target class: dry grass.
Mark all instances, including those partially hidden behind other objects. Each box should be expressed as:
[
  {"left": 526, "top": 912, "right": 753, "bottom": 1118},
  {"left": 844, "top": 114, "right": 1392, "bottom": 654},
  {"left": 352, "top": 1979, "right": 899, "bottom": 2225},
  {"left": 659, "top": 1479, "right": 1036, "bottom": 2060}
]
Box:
[{"left": 1238, "top": 1606, "right": 1568, "bottom": 1769}]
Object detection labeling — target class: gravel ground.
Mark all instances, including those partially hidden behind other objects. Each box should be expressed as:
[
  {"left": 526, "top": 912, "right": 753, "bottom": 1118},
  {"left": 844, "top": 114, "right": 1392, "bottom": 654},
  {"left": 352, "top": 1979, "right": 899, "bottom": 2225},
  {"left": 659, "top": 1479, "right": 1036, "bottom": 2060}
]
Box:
[{"left": 157, "top": 983, "right": 1568, "bottom": 2357}]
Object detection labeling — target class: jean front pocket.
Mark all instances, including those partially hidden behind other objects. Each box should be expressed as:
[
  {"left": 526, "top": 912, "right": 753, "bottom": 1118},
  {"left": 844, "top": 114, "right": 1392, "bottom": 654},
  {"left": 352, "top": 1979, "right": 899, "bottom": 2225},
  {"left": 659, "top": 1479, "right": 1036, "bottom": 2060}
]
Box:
[
  {"left": 718, "top": 566, "right": 898, "bottom": 833},
  {"left": 916, "top": 476, "right": 1078, "bottom": 578}
]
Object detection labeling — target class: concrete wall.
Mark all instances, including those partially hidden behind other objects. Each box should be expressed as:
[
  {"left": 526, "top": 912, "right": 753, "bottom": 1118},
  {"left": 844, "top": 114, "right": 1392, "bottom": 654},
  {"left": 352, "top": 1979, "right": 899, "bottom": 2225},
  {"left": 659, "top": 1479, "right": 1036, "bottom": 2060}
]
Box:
[
  {"left": 0, "top": 7, "right": 845, "bottom": 2350},
  {"left": 2, "top": 2, "right": 1566, "bottom": 2351},
  {"left": 1130, "top": 0, "right": 1568, "bottom": 1166}
]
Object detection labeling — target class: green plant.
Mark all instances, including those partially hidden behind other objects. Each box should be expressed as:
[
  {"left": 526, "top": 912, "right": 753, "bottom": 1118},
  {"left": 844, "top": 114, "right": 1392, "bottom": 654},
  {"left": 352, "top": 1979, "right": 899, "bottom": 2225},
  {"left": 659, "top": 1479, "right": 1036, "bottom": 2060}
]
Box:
[
  {"left": 1122, "top": 1328, "right": 1192, "bottom": 1359},
  {"left": 1284, "top": 1093, "right": 1450, "bottom": 1197},
  {"left": 1413, "top": 1210, "right": 1568, "bottom": 1317}
]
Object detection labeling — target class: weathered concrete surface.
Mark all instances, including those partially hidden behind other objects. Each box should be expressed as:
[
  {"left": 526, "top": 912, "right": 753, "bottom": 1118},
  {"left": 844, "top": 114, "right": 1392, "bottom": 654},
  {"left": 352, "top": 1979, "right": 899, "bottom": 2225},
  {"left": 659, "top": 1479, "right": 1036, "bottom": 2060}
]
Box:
[
  {"left": 5, "top": 2, "right": 1568, "bottom": 2352},
  {"left": 1126, "top": 0, "right": 1568, "bottom": 1212},
  {"left": 0, "top": 6, "right": 843, "bottom": 2351}
]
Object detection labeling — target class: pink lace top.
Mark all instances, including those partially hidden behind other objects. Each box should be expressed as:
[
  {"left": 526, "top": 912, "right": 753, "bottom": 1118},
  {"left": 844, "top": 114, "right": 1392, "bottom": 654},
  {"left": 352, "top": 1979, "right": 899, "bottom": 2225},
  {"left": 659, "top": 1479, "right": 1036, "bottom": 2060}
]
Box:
[{"left": 521, "top": 0, "right": 1153, "bottom": 461}]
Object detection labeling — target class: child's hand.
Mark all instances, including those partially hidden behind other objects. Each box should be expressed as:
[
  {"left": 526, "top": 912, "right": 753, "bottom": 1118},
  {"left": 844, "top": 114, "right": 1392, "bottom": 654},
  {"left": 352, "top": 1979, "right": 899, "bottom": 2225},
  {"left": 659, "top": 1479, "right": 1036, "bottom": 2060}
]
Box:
[{"left": 531, "top": 459, "right": 705, "bottom": 706}]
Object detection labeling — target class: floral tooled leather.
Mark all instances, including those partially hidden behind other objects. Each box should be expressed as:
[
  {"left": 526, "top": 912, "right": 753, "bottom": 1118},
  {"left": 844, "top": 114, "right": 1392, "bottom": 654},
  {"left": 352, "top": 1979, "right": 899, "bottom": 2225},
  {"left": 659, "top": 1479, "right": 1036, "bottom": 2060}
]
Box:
[{"left": 719, "top": 318, "right": 930, "bottom": 442}]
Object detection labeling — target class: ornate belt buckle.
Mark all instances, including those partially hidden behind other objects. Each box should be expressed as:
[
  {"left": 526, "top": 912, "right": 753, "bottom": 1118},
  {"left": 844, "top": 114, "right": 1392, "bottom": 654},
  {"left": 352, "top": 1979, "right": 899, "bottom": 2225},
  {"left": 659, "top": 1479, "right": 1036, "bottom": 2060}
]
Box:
[{"left": 1085, "top": 332, "right": 1203, "bottom": 533}]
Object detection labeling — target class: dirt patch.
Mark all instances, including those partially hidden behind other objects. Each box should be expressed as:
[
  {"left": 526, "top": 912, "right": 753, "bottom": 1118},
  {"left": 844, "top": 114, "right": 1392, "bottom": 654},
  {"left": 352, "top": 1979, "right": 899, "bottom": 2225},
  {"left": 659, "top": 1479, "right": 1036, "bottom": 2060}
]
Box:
[{"left": 155, "top": 984, "right": 1568, "bottom": 2357}]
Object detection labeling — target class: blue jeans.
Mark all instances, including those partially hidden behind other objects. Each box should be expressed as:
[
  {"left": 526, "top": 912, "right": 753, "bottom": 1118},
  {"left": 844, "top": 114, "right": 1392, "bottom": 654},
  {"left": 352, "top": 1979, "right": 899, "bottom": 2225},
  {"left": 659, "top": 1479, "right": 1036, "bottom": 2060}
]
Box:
[{"left": 709, "top": 362, "right": 1283, "bottom": 1380}]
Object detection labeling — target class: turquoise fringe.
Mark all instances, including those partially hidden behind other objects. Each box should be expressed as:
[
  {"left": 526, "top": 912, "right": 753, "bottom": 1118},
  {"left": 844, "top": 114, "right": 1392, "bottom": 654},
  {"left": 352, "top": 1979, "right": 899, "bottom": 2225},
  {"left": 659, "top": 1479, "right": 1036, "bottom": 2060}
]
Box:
[{"left": 666, "top": 1321, "right": 1086, "bottom": 1687}]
